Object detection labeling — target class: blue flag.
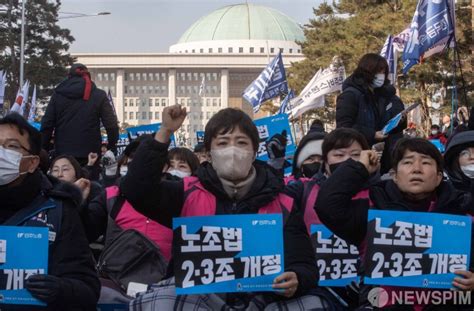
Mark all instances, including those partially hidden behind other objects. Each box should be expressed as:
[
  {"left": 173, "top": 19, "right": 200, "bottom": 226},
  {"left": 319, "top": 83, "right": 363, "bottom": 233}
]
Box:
[
  {"left": 402, "top": 0, "right": 455, "bottom": 74},
  {"left": 380, "top": 35, "right": 396, "bottom": 84},
  {"left": 243, "top": 52, "right": 288, "bottom": 113},
  {"left": 278, "top": 90, "right": 295, "bottom": 115}
]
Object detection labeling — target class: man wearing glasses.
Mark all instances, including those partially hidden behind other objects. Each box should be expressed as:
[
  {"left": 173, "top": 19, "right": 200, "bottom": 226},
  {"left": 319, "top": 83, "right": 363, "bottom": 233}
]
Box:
[{"left": 0, "top": 113, "right": 100, "bottom": 310}]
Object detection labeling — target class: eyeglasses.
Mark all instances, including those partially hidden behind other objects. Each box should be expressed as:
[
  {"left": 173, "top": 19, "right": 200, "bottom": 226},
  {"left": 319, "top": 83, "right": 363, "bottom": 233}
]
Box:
[
  {"left": 460, "top": 149, "right": 473, "bottom": 159},
  {"left": 1, "top": 139, "right": 32, "bottom": 154}
]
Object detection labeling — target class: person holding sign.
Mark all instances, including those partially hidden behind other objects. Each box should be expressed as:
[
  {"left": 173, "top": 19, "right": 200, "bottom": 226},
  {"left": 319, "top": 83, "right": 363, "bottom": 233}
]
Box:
[
  {"left": 121, "top": 106, "right": 324, "bottom": 310},
  {"left": 0, "top": 113, "right": 100, "bottom": 309},
  {"left": 316, "top": 138, "right": 474, "bottom": 307},
  {"left": 336, "top": 53, "right": 405, "bottom": 153}
]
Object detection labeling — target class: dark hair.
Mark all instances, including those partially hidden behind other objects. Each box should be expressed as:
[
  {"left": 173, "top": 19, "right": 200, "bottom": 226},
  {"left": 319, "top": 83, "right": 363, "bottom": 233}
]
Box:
[
  {"left": 322, "top": 128, "right": 370, "bottom": 161},
  {"left": 353, "top": 53, "right": 389, "bottom": 85},
  {"left": 0, "top": 112, "right": 41, "bottom": 155},
  {"left": 168, "top": 147, "right": 200, "bottom": 174},
  {"left": 392, "top": 138, "right": 444, "bottom": 172},
  {"left": 50, "top": 155, "right": 84, "bottom": 180},
  {"left": 204, "top": 108, "right": 259, "bottom": 152},
  {"left": 431, "top": 124, "right": 440, "bottom": 130},
  {"left": 194, "top": 143, "right": 206, "bottom": 153}
]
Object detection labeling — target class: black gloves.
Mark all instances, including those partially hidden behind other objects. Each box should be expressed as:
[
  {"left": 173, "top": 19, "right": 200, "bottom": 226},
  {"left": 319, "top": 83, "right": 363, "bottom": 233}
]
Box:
[
  {"left": 25, "top": 274, "right": 63, "bottom": 304},
  {"left": 266, "top": 130, "right": 288, "bottom": 159}
]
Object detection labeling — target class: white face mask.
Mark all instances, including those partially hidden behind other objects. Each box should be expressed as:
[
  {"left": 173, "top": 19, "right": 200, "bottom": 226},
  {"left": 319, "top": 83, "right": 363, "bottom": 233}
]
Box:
[
  {"left": 0, "top": 146, "right": 30, "bottom": 186},
  {"left": 210, "top": 146, "right": 254, "bottom": 181},
  {"left": 461, "top": 164, "right": 474, "bottom": 179},
  {"left": 119, "top": 165, "right": 128, "bottom": 177},
  {"left": 371, "top": 73, "right": 385, "bottom": 88},
  {"left": 431, "top": 130, "right": 439, "bottom": 135},
  {"left": 167, "top": 169, "right": 191, "bottom": 179}
]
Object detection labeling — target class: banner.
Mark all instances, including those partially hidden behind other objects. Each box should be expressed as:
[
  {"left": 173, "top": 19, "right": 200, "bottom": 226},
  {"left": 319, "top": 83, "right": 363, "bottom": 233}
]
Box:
[
  {"left": 364, "top": 210, "right": 471, "bottom": 289},
  {"left": 173, "top": 214, "right": 284, "bottom": 295},
  {"left": 381, "top": 102, "right": 420, "bottom": 135},
  {"left": 402, "top": 0, "right": 455, "bottom": 73},
  {"left": 126, "top": 123, "right": 176, "bottom": 147},
  {"left": 196, "top": 131, "right": 205, "bottom": 144},
  {"left": 116, "top": 133, "right": 130, "bottom": 156},
  {"left": 11, "top": 81, "right": 29, "bottom": 115},
  {"left": 289, "top": 60, "right": 345, "bottom": 119},
  {"left": 429, "top": 139, "right": 446, "bottom": 153},
  {"left": 278, "top": 90, "right": 295, "bottom": 115},
  {"left": 0, "top": 71, "right": 6, "bottom": 110},
  {"left": 311, "top": 224, "right": 360, "bottom": 287},
  {"left": 0, "top": 226, "right": 49, "bottom": 306},
  {"left": 243, "top": 52, "right": 288, "bottom": 113}
]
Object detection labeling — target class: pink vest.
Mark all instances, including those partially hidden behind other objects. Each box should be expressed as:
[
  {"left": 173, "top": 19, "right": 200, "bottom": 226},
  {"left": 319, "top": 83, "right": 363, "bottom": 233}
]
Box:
[
  {"left": 106, "top": 186, "right": 173, "bottom": 261},
  {"left": 181, "top": 176, "right": 294, "bottom": 218}
]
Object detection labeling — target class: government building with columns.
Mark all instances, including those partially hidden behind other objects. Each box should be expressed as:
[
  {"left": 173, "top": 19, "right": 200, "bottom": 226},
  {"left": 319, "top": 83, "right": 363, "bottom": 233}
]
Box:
[{"left": 74, "top": 3, "right": 305, "bottom": 146}]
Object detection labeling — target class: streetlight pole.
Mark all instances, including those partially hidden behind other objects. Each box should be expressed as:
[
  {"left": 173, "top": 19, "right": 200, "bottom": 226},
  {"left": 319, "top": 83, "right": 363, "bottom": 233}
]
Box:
[{"left": 19, "top": 0, "right": 25, "bottom": 89}]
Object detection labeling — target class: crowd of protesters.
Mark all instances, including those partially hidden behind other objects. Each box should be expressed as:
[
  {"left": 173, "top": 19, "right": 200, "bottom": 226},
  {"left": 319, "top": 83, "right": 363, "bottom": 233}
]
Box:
[{"left": 2, "top": 60, "right": 474, "bottom": 311}]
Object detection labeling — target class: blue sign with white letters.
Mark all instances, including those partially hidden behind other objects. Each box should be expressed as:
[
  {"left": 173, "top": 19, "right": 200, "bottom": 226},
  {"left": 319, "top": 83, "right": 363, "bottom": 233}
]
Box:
[
  {"left": 364, "top": 210, "right": 471, "bottom": 289},
  {"left": 311, "top": 224, "right": 360, "bottom": 287},
  {"left": 196, "top": 131, "right": 205, "bottom": 144},
  {"left": 173, "top": 214, "right": 284, "bottom": 295},
  {"left": 0, "top": 226, "right": 49, "bottom": 306},
  {"left": 126, "top": 123, "right": 176, "bottom": 147}
]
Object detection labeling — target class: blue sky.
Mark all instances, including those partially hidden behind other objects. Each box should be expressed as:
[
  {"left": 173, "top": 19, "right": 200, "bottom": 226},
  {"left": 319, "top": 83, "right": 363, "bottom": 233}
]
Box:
[{"left": 59, "top": 0, "right": 325, "bottom": 53}]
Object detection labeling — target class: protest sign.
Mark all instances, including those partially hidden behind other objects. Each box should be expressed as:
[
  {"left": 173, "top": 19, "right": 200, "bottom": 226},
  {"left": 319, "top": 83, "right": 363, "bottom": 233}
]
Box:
[
  {"left": 116, "top": 133, "right": 130, "bottom": 156},
  {"left": 429, "top": 139, "right": 445, "bottom": 153},
  {"left": 0, "top": 226, "right": 48, "bottom": 306},
  {"left": 364, "top": 210, "right": 471, "bottom": 289},
  {"left": 126, "top": 123, "right": 176, "bottom": 147},
  {"left": 196, "top": 131, "right": 205, "bottom": 144},
  {"left": 173, "top": 214, "right": 284, "bottom": 295},
  {"left": 254, "top": 114, "right": 295, "bottom": 175},
  {"left": 381, "top": 102, "right": 420, "bottom": 135},
  {"left": 311, "top": 224, "right": 360, "bottom": 287}
]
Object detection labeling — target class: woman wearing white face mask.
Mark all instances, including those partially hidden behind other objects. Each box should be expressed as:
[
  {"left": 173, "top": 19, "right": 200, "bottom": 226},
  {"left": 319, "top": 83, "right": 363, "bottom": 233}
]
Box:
[
  {"left": 336, "top": 53, "right": 406, "bottom": 156},
  {"left": 444, "top": 131, "right": 474, "bottom": 192},
  {"left": 121, "top": 105, "right": 324, "bottom": 310},
  {"left": 163, "top": 147, "right": 200, "bottom": 180}
]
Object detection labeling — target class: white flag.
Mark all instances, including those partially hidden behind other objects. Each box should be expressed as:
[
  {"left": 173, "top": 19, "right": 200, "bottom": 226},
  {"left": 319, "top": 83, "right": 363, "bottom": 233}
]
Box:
[
  {"left": 199, "top": 76, "right": 205, "bottom": 97},
  {"left": 10, "top": 81, "right": 29, "bottom": 115},
  {"left": 288, "top": 59, "right": 345, "bottom": 118},
  {"left": 28, "top": 85, "right": 37, "bottom": 122},
  {"left": 19, "top": 81, "right": 30, "bottom": 116},
  {"left": 0, "top": 71, "right": 6, "bottom": 109}
]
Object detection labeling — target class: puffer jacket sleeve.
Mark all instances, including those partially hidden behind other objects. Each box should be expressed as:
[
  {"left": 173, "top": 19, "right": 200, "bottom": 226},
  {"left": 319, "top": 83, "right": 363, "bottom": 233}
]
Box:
[{"left": 48, "top": 202, "right": 100, "bottom": 309}]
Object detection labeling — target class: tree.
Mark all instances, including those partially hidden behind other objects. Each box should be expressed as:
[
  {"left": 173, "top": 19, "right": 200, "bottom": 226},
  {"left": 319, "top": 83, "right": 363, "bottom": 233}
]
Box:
[
  {"left": 289, "top": 0, "right": 473, "bottom": 131},
  {"left": 0, "top": 0, "right": 75, "bottom": 109}
]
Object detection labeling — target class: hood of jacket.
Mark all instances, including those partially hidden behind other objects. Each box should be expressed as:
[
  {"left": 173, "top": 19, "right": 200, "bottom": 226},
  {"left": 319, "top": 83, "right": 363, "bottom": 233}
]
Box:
[
  {"left": 54, "top": 76, "right": 97, "bottom": 100},
  {"left": 444, "top": 131, "right": 474, "bottom": 189},
  {"left": 292, "top": 131, "right": 326, "bottom": 176},
  {"left": 369, "top": 179, "right": 471, "bottom": 215},
  {"left": 196, "top": 160, "right": 284, "bottom": 214}
]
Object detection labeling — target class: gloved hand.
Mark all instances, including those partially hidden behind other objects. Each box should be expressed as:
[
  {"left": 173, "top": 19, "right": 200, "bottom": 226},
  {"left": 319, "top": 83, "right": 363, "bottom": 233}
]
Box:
[
  {"left": 266, "top": 130, "right": 287, "bottom": 159},
  {"left": 25, "top": 274, "right": 63, "bottom": 304}
]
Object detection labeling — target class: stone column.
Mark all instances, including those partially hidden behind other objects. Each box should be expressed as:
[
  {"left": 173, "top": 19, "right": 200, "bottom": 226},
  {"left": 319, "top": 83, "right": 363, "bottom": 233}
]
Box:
[
  {"left": 220, "top": 68, "right": 229, "bottom": 108},
  {"left": 168, "top": 69, "right": 176, "bottom": 106},
  {"left": 116, "top": 69, "right": 125, "bottom": 125}
]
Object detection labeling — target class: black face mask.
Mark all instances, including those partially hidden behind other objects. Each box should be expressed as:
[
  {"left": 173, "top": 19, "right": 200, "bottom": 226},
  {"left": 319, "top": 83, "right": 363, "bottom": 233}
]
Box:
[
  {"left": 329, "top": 161, "right": 345, "bottom": 175},
  {"left": 301, "top": 162, "right": 321, "bottom": 178}
]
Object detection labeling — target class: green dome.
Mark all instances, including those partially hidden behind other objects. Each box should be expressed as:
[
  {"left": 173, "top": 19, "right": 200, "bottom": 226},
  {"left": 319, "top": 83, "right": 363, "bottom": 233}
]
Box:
[{"left": 178, "top": 3, "right": 305, "bottom": 43}]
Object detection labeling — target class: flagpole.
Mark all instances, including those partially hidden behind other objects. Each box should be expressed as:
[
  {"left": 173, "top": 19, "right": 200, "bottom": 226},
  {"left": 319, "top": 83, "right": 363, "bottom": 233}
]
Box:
[{"left": 20, "top": 0, "right": 26, "bottom": 89}]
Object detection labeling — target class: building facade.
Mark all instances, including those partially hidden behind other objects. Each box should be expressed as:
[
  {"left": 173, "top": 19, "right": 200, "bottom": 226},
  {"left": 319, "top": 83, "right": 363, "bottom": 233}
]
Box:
[{"left": 74, "top": 3, "right": 305, "bottom": 146}]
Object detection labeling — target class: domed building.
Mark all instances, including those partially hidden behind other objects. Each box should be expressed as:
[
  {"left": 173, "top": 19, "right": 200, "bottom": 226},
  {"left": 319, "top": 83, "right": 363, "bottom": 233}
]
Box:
[{"left": 74, "top": 3, "right": 305, "bottom": 146}]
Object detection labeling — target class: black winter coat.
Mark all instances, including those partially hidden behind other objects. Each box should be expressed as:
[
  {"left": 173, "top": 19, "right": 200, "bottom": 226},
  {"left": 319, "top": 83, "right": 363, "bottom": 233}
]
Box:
[
  {"left": 41, "top": 76, "right": 119, "bottom": 158},
  {"left": 336, "top": 75, "right": 405, "bottom": 147},
  {"left": 120, "top": 138, "right": 318, "bottom": 298},
  {"left": 0, "top": 172, "right": 100, "bottom": 310}
]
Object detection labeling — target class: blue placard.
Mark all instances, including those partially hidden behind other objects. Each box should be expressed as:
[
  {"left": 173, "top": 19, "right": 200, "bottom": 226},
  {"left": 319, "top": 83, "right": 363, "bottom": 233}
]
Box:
[
  {"left": 196, "top": 131, "right": 205, "bottom": 144},
  {"left": 429, "top": 139, "right": 445, "bottom": 153},
  {"left": 311, "top": 224, "right": 360, "bottom": 287},
  {"left": 364, "top": 210, "right": 471, "bottom": 289},
  {"left": 173, "top": 214, "right": 284, "bottom": 295},
  {"left": 126, "top": 123, "right": 176, "bottom": 147},
  {"left": 254, "top": 114, "right": 295, "bottom": 175},
  {"left": 382, "top": 113, "right": 403, "bottom": 135},
  {"left": 28, "top": 121, "right": 41, "bottom": 131},
  {"left": 0, "top": 226, "right": 49, "bottom": 306}
]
